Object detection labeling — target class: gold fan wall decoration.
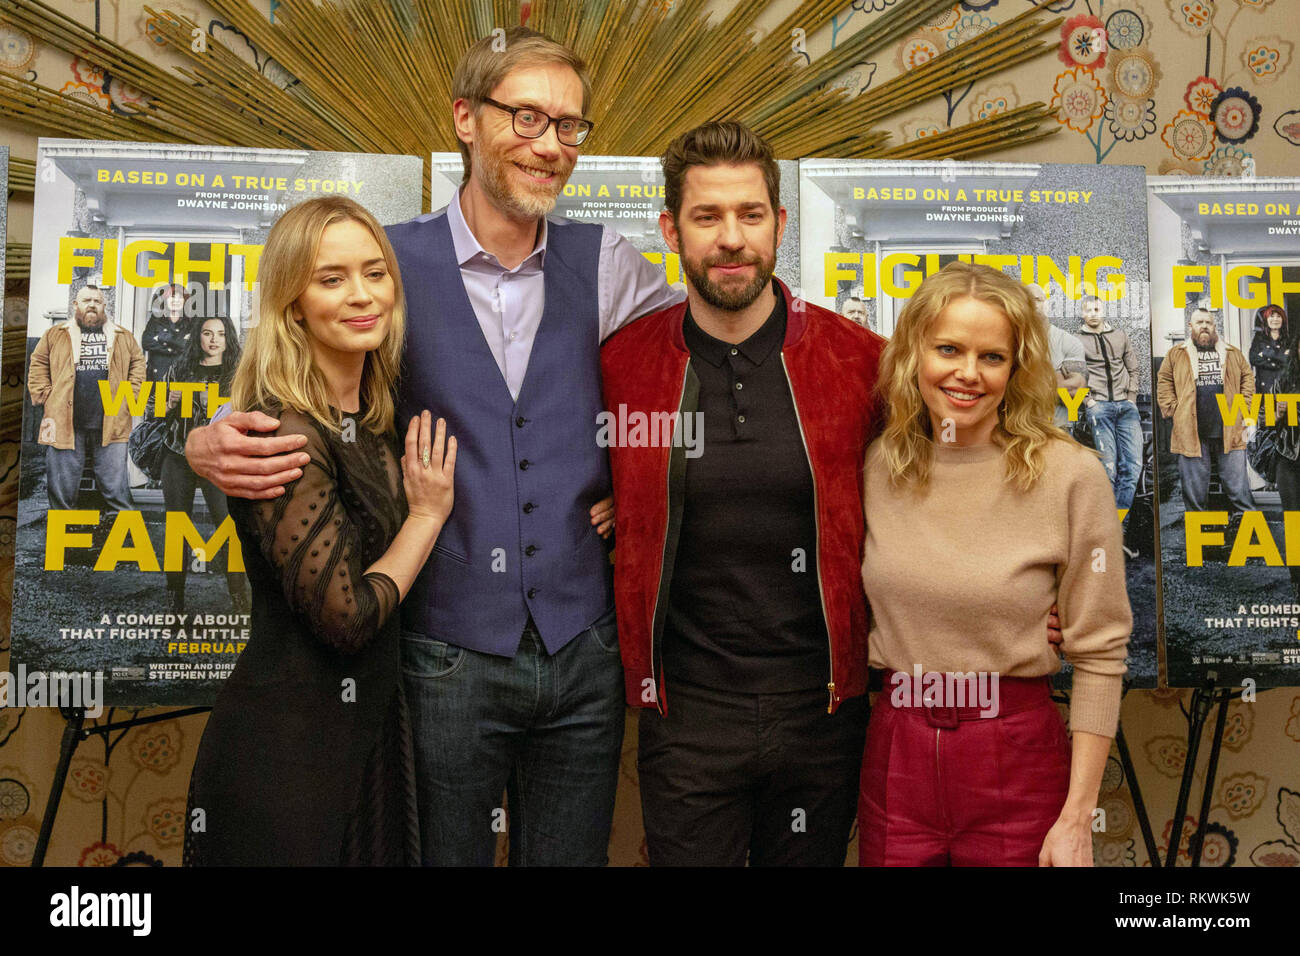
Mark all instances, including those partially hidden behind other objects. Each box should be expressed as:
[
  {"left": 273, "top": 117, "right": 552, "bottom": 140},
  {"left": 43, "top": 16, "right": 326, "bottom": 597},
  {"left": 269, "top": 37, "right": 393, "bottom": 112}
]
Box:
[{"left": 1, "top": 0, "right": 1066, "bottom": 211}]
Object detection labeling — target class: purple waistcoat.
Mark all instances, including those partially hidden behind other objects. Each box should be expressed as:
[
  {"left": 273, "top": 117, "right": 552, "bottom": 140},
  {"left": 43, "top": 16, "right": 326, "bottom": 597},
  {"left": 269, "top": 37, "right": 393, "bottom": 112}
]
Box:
[{"left": 386, "top": 211, "right": 613, "bottom": 656}]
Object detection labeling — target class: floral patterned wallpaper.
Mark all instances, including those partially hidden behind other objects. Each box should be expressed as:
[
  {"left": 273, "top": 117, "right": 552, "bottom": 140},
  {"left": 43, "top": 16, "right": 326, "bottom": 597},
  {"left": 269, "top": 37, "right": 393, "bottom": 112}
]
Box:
[
  {"left": 1, "top": 0, "right": 1298, "bottom": 868},
  {"left": 811, "top": 0, "right": 1297, "bottom": 177}
]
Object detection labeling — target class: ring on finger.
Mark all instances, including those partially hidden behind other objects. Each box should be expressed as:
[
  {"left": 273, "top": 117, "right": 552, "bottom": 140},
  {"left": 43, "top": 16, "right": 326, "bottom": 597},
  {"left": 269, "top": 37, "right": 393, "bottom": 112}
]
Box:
[{"left": 421, "top": 449, "right": 431, "bottom": 468}]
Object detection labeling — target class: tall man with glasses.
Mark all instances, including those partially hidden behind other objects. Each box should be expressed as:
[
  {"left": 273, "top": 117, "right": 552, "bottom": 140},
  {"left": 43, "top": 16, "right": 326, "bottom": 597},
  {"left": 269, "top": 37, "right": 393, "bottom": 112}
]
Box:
[{"left": 185, "top": 27, "right": 682, "bottom": 865}]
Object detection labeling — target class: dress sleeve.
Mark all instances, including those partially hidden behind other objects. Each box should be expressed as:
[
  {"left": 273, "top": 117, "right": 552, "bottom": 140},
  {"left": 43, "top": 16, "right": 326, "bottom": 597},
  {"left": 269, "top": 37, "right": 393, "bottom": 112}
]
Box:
[{"left": 241, "top": 411, "right": 400, "bottom": 654}]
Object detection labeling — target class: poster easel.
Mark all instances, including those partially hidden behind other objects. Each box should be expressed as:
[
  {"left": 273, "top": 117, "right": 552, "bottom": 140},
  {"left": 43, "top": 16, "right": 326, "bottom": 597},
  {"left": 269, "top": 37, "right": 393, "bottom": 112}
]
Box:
[{"left": 31, "top": 704, "right": 210, "bottom": 867}]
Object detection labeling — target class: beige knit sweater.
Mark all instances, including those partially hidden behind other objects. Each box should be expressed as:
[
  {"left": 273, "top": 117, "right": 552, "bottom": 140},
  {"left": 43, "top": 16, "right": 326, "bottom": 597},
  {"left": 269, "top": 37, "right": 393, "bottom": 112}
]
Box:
[{"left": 861, "top": 437, "right": 1131, "bottom": 737}]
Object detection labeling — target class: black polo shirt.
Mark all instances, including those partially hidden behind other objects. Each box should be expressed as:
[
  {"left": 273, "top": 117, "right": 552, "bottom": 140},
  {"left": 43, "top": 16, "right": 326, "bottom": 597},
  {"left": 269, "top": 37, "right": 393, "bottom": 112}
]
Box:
[{"left": 663, "top": 291, "right": 830, "bottom": 693}]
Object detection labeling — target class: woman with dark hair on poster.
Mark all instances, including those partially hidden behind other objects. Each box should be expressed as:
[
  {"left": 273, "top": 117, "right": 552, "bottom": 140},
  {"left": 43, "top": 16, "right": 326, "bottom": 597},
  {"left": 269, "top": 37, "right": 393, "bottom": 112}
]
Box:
[
  {"left": 1249, "top": 303, "right": 1288, "bottom": 395},
  {"left": 859, "top": 261, "right": 1131, "bottom": 867},
  {"left": 184, "top": 195, "right": 455, "bottom": 866},
  {"left": 1269, "top": 334, "right": 1300, "bottom": 601},
  {"left": 159, "top": 313, "right": 248, "bottom": 615},
  {"left": 143, "top": 282, "right": 194, "bottom": 383},
  {"left": 1250, "top": 305, "right": 1288, "bottom": 490}
]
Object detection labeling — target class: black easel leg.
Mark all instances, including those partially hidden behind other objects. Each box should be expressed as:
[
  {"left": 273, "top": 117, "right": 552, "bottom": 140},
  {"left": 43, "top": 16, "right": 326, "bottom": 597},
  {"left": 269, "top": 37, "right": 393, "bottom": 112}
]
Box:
[
  {"left": 1188, "top": 688, "right": 1231, "bottom": 867},
  {"left": 1167, "top": 675, "right": 1216, "bottom": 866},
  {"left": 1116, "top": 724, "right": 1159, "bottom": 867},
  {"left": 32, "top": 707, "right": 85, "bottom": 867}
]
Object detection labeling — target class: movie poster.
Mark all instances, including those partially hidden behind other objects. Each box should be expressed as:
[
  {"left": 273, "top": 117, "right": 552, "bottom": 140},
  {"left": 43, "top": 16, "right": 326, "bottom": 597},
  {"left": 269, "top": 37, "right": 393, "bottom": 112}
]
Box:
[
  {"left": 11, "top": 140, "right": 422, "bottom": 705},
  {"left": 428, "top": 153, "right": 801, "bottom": 289},
  {"left": 800, "top": 159, "right": 1159, "bottom": 687},
  {"left": 1149, "top": 176, "right": 1300, "bottom": 687}
]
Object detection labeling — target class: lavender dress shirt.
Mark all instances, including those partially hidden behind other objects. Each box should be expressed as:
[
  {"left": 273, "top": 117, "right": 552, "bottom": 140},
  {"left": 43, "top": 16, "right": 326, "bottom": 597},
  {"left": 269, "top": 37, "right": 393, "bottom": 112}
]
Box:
[{"left": 445, "top": 188, "right": 685, "bottom": 400}]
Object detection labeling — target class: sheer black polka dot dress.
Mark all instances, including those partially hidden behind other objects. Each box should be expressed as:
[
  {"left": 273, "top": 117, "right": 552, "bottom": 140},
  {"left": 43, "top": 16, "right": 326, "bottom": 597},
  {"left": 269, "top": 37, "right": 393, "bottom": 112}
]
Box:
[{"left": 184, "top": 406, "right": 418, "bottom": 866}]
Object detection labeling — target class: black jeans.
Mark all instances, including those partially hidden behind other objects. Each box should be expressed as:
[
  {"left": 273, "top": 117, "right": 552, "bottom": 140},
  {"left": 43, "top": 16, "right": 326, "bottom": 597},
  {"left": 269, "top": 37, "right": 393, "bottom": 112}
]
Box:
[
  {"left": 1276, "top": 454, "right": 1300, "bottom": 594},
  {"left": 637, "top": 678, "right": 869, "bottom": 866},
  {"left": 160, "top": 448, "right": 241, "bottom": 601}
]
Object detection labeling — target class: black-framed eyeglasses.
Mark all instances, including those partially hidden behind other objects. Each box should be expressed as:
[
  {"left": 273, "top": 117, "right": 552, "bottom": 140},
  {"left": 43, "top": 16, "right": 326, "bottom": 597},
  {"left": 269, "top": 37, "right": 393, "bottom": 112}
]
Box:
[{"left": 481, "top": 97, "right": 593, "bottom": 146}]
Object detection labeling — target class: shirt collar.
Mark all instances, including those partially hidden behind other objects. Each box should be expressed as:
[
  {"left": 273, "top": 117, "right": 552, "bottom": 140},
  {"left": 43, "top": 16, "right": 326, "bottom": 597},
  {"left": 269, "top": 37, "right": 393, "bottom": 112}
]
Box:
[
  {"left": 446, "top": 185, "right": 548, "bottom": 272},
  {"left": 683, "top": 282, "right": 786, "bottom": 368}
]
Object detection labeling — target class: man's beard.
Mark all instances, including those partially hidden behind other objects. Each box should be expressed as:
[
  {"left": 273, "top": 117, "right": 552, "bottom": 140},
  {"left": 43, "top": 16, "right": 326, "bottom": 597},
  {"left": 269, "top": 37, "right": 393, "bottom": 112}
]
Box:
[
  {"left": 75, "top": 307, "right": 105, "bottom": 329},
  {"left": 1194, "top": 327, "right": 1219, "bottom": 349},
  {"left": 472, "top": 137, "right": 571, "bottom": 221},
  {"left": 681, "top": 241, "right": 776, "bottom": 313}
]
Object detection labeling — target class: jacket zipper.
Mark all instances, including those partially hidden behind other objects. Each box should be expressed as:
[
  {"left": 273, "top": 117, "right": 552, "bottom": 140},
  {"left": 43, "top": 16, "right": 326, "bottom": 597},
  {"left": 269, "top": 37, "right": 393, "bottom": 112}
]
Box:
[
  {"left": 1096, "top": 331, "right": 1117, "bottom": 401},
  {"left": 648, "top": 362, "right": 692, "bottom": 717},
  {"left": 779, "top": 353, "right": 837, "bottom": 714}
]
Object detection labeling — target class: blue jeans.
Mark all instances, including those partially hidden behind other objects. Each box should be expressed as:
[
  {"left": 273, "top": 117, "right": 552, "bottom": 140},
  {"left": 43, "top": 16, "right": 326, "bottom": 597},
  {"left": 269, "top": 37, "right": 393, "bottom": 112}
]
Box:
[
  {"left": 401, "top": 609, "right": 625, "bottom": 866},
  {"left": 1086, "top": 400, "right": 1142, "bottom": 511},
  {"left": 45, "top": 429, "right": 132, "bottom": 513},
  {"left": 1178, "top": 440, "right": 1254, "bottom": 514}
]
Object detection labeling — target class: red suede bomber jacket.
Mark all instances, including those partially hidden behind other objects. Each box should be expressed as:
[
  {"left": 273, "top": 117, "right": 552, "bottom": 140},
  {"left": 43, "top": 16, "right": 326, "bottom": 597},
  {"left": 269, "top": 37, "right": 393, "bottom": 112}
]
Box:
[{"left": 600, "top": 279, "right": 885, "bottom": 716}]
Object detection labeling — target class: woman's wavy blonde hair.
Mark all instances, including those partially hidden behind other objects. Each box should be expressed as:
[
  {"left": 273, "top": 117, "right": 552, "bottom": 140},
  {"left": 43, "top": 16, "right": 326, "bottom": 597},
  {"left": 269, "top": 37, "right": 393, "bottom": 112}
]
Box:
[
  {"left": 231, "top": 196, "right": 404, "bottom": 435},
  {"left": 875, "top": 260, "right": 1066, "bottom": 492}
]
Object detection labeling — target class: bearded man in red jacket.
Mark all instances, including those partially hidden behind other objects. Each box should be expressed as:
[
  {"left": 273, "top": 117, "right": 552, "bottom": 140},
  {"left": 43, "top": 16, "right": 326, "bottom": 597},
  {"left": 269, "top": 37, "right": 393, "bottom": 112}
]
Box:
[{"left": 601, "top": 122, "right": 885, "bottom": 865}]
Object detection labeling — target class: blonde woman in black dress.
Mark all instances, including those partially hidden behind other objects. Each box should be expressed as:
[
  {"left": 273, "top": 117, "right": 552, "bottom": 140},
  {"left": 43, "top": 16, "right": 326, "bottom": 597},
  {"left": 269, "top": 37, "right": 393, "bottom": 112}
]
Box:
[{"left": 185, "top": 196, "right": 456, "bottom": 865}]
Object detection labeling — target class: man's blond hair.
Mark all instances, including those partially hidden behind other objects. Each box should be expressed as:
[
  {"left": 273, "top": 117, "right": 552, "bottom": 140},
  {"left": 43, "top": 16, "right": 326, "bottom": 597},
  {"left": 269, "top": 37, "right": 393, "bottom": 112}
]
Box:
[{"left": 452, "top": 26, "right": 591, "bottom": 184}]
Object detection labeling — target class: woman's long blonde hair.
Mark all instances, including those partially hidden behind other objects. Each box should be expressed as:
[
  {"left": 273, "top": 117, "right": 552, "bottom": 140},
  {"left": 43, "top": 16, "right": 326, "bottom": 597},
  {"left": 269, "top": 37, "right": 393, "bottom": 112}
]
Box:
[
  {"left": 231, "top": 196, "right": 405, "bottom": 435},
  {"left": 875, "top": 260, "right": 1065, "bottom": 492}
]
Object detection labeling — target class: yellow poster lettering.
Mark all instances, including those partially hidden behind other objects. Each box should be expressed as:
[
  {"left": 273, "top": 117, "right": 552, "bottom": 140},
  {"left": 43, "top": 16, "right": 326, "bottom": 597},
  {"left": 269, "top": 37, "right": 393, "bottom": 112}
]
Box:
[
  {"left": 44, "top": 510, "right": 99, "bottom": 570},
  {"left": 823, "top": 252, "right": 861, "bottom": 298},
  {"left": 1227, "top": 511, "right": 1283, "bottom": 566},
  {"left": 1085, "top": 255, "right": 1125, "bottom": 301},
  {"left": 121, "top": 239, "right": 171, "bottom": 287},
  {"left": 1058, "top": 386, "right": 1090, "bottom": 422},
  {"left": 169, "top": 382, "right": 207, "bottom": 418},
  {"left": 230, "top": 243, "right": 262, "bottom": 287},
  {"left": 94, "top": 511, "right": 160, "bottom": 572},
  {"left": 1185, "top": 511, "right": 1229, "bottom": 567},
  {"left": 207, "top": 382, "right": 231, "bottom": 414},
  {"left": 1268, "top": 266, "right": 1300, "bottom": 305},
  {"left": 99, "top": 380, "right": 151, "bottom": 417},
  {"left": 881, "top": 253, "right": 924, "bottom": 297},
  {"left": 173, "top": 242, "right": 227, "bottom": 287},
  {"left": 164, "top": 511, "right": 245, "bottom": 574},
  {"left": 57, "top": 238, "right": 100, "bottom": 284},
  {"left": 1216, "top": 393, "right": 1261, "bottom": 426}
]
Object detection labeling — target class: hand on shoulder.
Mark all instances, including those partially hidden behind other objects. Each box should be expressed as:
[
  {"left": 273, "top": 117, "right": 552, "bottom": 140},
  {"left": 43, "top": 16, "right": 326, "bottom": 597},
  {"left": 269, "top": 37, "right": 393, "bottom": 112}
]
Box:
[{"left": 186, "top": 404, "right": 313, "bottom": 500}]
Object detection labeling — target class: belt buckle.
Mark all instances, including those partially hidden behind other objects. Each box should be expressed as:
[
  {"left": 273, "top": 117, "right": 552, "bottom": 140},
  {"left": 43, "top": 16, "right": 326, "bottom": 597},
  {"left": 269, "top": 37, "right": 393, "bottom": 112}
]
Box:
[{"left": 924, "top": 703, "right": 960, "bottom": 729}]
